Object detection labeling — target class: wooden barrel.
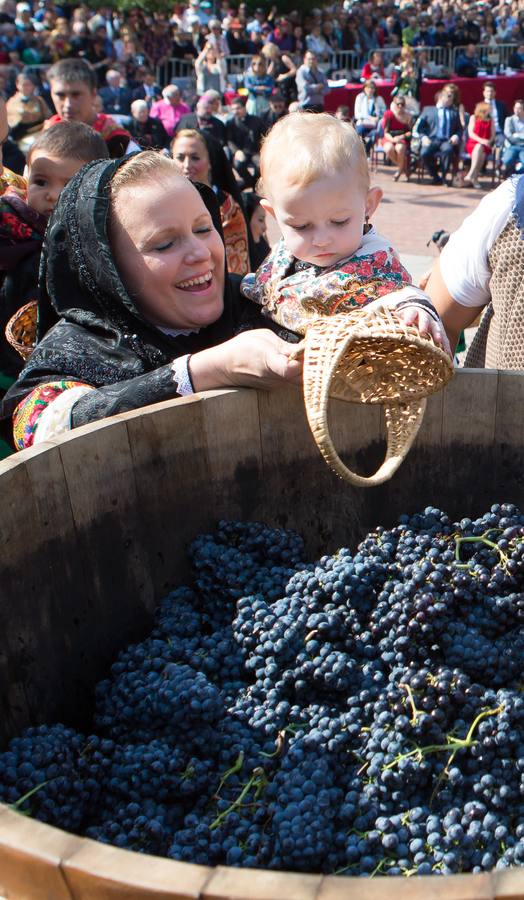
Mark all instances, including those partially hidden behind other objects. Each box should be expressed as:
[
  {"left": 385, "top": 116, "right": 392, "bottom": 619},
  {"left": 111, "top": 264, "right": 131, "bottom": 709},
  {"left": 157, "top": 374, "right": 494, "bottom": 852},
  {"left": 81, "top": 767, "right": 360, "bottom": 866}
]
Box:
[{"left": 0, "top": 371, "right": 523, "bottom": 900}]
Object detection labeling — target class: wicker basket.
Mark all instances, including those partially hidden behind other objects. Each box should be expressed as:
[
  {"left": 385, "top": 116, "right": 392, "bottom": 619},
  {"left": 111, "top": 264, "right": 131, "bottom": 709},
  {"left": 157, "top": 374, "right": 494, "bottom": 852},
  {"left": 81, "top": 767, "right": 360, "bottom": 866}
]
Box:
[
  {"left": 301, "top": 302, "right": 454, "bottom": 487},
  {"left": 5, "top": 300, "right": 38, "bottom": 361}
]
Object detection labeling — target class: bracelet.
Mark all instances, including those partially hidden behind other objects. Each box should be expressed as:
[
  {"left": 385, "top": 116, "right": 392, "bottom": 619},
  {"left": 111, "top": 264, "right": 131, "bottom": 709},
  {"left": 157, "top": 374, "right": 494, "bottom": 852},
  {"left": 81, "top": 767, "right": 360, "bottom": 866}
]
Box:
[
  {"left": 171, "top": 354, "right": 195, "bottom": 396},
  {"left": 395, "top": 298, "right": 440, "bottom": 322}
]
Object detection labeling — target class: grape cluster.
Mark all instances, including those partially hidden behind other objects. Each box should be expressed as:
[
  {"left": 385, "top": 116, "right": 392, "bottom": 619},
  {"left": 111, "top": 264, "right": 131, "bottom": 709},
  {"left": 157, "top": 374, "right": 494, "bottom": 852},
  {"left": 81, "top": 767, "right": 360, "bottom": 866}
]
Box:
[{"left": 1, "top": 512, "right": 524, "bottom": 877}]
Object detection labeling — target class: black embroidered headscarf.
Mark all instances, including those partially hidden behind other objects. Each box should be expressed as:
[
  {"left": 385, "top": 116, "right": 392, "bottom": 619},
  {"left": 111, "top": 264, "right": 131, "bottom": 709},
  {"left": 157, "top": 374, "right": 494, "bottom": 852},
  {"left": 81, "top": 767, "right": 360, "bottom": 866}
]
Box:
[{"left": 3, "top": 154, "right": 243, "bottom": 416}]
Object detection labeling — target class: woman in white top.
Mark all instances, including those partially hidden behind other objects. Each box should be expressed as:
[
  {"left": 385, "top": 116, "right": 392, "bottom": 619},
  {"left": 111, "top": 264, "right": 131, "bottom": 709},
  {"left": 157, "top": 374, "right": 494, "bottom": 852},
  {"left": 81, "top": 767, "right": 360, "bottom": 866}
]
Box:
[
  {"left": 354, "top": 79, "right": 386, "bottom": 155},
  {"left": 194, "top": 42, "right": 227, "bottom": 96}
]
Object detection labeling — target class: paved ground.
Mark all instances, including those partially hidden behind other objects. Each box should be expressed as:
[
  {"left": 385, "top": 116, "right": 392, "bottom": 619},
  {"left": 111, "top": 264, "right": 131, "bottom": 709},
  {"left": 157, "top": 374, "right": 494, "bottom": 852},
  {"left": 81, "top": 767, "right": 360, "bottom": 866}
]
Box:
[{"left": 266, "top": 161, "right": 495, "bottom": 285}]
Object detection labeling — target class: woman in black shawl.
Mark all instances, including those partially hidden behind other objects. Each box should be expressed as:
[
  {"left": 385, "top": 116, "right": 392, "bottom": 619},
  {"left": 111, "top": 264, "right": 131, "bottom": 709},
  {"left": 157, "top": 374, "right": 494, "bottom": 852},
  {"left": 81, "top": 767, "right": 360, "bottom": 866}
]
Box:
[
  {"left": 2, "top": 151, "right": 301, "bottom": 450},
  {"left": 171, "top": 128, "right": 254, "bottom": 277}
]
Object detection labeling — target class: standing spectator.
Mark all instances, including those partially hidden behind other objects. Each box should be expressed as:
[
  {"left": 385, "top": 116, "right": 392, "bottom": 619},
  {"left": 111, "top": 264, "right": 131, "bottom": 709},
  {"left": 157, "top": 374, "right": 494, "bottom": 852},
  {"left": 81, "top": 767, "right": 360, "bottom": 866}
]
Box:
[
  {"left": 171, "top": 26, "right": 198, "bottom": 64},
  {"left": 131, "top": 68, "right": 162, "bottom": 107},
  {"left": 463, "top": 101, "right": 495, "bottom": 188},
  {"left": 244, "top": 54, "right": 274, "bottom": 117},
  {"left": 99, "top": 69, "right": 132, "bottom": 117},
  {"left": 361, "top": 49, "right": 384, "bottom": 81},
  {"left": 45, "top": 58, "right": 134, "bottom": 158},
  {"left": 224, "top": 19, "right": 248, "bottom": 55},
  {"left": 482, "top": 82, "right": 507, "bottom": 146},
  {"left": 129, "top": 98, "right": 168, "bottom": 149},
  {"left": 381, "top": 96, "right": 413, "bottom": 180},
  {"left": 455, "top": 44, "right": 480, "bottom": 78},
  {"left": 305, "top": 22, "right": 334, "bottom": 71},
  {"left": 149, "top": 83, "right": 189, "bottom": 139},
  {"left": 225, "top": 95, "right": 262, "bottom": 188},
  {"left": 176, "top": 93, "right": 226, "bottom": 144},
  {"left": 86, "top": 29, "right": 114, "bottom": 87},
  {"left": 261, "top": 42, "right": 296, "bottom": 103},
  {"left": 508, "top": 43, "right": 524, "bottom": 70},
  {"left": 6, "top": 69, "right": 51, "bottom": 142},
  {"left": 241, "top": 191, "right": 269, "bottom": 268},
  {"left": 412, "top": 17, "right": 435, "bottom": 47},
  {"left": 296, "top": 50, "right": 328, "bottom": 113},
  {"left": 354, "top": 79, "right": 386, "bottom": 154},
  {"left": 359, "top": 13, "right": 380, "bottom": 55},
  {"left": 142, "top": 17, "right": 172, "bottom": 73},
  {"left": 401, "top": 15, "right": 419, "bottom": 47},
  {"left": 268, "top": 17, "right": 296, "bottom": 54},
  {"left": 502, "top": 99, "right": 524, "bottom": 175},
  {"left": 246, "top": 8, "right": 266, "bottom": 35},
  {"left": 194, "top": 42, "right": 227, "bottom": 96},
  {"left": 206, "top": 18, "right": 228, "bottom": 57},
  {"left": 414, "top": 88, "right": 462, "bottom": 185},
  {"left": 70, "top": 21, "right": 90, "bottom": 59},
  {"left": 45, "top": 17, "right": 72, "bottom": 62}
]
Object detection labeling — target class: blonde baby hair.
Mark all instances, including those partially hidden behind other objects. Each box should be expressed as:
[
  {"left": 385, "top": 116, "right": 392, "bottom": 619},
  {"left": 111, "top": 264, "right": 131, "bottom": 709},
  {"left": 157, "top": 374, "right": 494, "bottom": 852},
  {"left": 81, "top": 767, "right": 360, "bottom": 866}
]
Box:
[{"left": 258, "top": 111, "right": 370, "bottom": 201}]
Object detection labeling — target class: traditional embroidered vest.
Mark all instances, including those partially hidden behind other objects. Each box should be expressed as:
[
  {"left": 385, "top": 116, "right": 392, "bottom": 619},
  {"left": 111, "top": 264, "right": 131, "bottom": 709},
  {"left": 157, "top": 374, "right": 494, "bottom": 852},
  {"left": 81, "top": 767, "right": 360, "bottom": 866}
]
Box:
[{"left": 466, "top": 176, "right": 524, "bottom": 369}]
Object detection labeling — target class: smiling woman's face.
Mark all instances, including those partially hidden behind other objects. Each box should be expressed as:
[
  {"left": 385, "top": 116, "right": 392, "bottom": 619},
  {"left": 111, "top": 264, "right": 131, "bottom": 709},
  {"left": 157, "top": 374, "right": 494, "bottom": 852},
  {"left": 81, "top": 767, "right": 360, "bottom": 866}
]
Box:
[{"left": 111, "top": 175, "right": 225, "bottom": 331}]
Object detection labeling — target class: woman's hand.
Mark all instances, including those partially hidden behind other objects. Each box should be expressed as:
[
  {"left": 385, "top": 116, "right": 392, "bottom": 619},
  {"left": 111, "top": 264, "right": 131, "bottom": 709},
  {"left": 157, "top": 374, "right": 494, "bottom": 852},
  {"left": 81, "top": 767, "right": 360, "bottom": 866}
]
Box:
[
  {"left": 189, "top": 330, "right": 303, "bottom": 392},
  {"left": 395, "top": 305, "right": 452, "bottom": 356}
]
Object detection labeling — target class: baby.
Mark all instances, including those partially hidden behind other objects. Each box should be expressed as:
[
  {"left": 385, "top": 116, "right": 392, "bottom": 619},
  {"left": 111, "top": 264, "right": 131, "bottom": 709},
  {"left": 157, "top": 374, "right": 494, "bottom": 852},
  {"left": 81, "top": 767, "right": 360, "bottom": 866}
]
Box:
[
  {"left": 0, "top": 122, "right": 109, "bottom": 382},
  {"left": 241, "top": 112, "right": 447, "bottom": 348}
]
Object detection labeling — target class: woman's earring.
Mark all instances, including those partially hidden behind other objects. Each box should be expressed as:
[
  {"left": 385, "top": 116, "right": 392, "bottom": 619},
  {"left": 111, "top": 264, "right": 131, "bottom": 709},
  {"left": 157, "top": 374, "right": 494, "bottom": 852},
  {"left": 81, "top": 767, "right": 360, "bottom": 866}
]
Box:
[{"left": 363, "top": 214, "right": 372, "bottom": 235}]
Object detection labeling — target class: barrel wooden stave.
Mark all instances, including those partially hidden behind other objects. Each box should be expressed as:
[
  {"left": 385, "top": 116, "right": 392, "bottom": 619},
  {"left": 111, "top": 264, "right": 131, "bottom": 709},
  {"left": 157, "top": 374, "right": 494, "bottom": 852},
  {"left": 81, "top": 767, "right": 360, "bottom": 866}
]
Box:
[{"left": 1, "top": 374, "right": 524, "bottom": 897}]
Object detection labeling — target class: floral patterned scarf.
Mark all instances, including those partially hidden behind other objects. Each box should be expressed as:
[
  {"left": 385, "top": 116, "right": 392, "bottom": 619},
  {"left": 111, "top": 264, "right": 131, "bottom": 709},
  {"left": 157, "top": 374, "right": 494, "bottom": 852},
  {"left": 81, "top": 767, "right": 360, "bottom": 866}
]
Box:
[
  {"left": 241, "top": 234, "right": 412, "bottom": 335},
  {"left": 0, "top": 192, "right": 48, "bottom": 271}
]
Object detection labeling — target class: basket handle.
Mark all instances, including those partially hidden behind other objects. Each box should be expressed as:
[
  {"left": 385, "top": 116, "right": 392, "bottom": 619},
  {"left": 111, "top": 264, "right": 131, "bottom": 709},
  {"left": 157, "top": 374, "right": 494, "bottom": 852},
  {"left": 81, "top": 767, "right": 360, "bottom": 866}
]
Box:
[{"left": 302, "top": 319, "right": 427, "bottom": 487}]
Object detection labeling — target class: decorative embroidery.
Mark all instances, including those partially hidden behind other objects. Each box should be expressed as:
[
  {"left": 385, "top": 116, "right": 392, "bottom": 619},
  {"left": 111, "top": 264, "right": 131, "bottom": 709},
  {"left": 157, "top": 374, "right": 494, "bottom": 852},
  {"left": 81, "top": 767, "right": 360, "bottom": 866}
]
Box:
[
  {"left": 221, "top": 193, "right": 250, "bottom": 277},
  {"left": 13, "top": 380, "right": 94, "bottom": 450},
  {"left": 241, "top": 237, "right": 412, "bottom": 334}
]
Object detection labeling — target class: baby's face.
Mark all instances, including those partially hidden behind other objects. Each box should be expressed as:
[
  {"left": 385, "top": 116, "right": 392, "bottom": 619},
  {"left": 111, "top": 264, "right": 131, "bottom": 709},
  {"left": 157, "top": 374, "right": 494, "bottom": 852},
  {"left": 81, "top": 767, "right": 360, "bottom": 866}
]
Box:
[
  {"left": 27, "top": 151, "right": 84, "bottom": 218},
  {"left": 265, "top": 170, "right": 379, "bottom": 268}
]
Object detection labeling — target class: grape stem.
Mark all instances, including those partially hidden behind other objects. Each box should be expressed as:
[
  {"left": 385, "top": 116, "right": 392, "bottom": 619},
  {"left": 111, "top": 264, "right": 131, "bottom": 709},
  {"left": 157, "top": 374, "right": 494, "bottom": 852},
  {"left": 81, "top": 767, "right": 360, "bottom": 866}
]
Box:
[
  {"left": 453, "top": 530, "right": 510, "bottom": 571},
  {"left": 210, "top": 768, "right": 267, "bottom": 831},
  {"left": 12, "top": 780, "right": 49, "bottom": 814}
]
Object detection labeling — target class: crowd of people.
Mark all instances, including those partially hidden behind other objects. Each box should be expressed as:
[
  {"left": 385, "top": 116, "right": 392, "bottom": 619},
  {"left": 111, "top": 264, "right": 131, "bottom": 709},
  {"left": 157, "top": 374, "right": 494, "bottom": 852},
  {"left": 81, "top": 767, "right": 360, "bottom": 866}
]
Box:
[{"left": 0, "top": 0, "right": 523, "bottom": 458}]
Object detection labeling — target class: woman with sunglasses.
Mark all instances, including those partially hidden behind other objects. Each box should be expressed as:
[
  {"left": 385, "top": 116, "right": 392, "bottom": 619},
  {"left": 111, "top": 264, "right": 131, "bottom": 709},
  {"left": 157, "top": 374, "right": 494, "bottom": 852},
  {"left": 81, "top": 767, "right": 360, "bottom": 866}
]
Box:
[{"left": 381, "top": 96, "right": 413, "bottom": 181}]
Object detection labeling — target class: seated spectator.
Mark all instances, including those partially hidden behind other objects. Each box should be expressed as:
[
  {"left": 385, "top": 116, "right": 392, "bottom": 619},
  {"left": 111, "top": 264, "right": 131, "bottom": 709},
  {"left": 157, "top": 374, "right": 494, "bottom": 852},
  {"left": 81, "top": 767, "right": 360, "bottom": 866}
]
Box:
[
  {"left": 502, "top": 99, "right": 524, "bottom": 176},
  {"left": 99, "top": 69, "right": 133, "bottom": 117},
  {"left": 455, "top": 43, "right": 480, "bottom": 78},
  {"left": 354, "top": 79, "right": 386, "bottom": 155},
  {"left": 45, "top": 58, "right": 134, "bottom": 158},
  {"left": 171, "top": 27, "right": 198, "bottom": 64},
  {"left": 261, "top": 42, "right": 297, "bottom": 104},
  {"left": 171, "top": 128, "right": 251, "bottom": 275},
  {"left": 131, "top": 68, "right": 162, "bottom": 107},
  {"left": 194, "top": 41, "right": 227, "bottom": 96},
  {"left": 508, "top": 43, "right": 524, "bottom": 70},
  {"left": 86, "top": 29, "right": 115, "bottom": 88},
  {"left": 416, "top": 49, "right": 445, "bottom": 80},
  {"left": 413, "top": 89, "right": 462, "bottom": 185},
  {"left": 129, "top": 98, "right": 169, "bottom": 149},
  {"left": 241, "top": 191, "right": 270, "bottom": 269},
  {"left": 440, "top": 82, "right": 466, "bottom": 129},
  {"left": 70, "top": 21, "right": 90, "bottom": 59},
  {"left": 296, "top": 50, "right": 328, "bottom": 113},
  {"left": 0, "top": 122, "right": 108, "bottom": 387},
  {"left": 225, "top": 95, "right": 262, "bottom": 189},
  {"left": 45, "top": 16, "right": 72, "bottom": 62},
  {"left": 176, "top": 93, "right": 226, "bottom": 144},
  {"left": 6, "top": 69, "right": 51, "bottom": 144},
  {"left": 412, "top": 16, "right": 435, "bottom": 47},
  {"left": 359, "top": 13, "right": 380, "bottom": 54},
  {"left": 482, "top": 82, "right": 507, "bottom": 146},
  {"left": 361, "top": 50, "right": 384, "bottom": 82},
  {"left": 149, "top": 83, "right": 190, "bottom": 139},
  {"left": 259, "top": 91, "right": 286, "bottom": 133},
  {"left": 381, "top": 96, "right": 413, "bottom": 181},
  {"left": 463, "top": 101, "right": 495, "bottom": 189}
]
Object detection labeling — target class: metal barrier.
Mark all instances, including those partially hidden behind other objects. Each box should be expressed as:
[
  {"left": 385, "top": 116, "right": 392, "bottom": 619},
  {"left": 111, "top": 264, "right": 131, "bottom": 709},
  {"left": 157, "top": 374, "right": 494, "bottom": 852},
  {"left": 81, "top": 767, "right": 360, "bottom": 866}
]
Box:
[
  {"left": 451, "top": 42, "right": 521, "bottom": 74},
  {"left": 156, "top": 58, "right": 195, "bottom": 87},
  {"left": 225, "top": 53, "right": 253, "bottom": 75}
]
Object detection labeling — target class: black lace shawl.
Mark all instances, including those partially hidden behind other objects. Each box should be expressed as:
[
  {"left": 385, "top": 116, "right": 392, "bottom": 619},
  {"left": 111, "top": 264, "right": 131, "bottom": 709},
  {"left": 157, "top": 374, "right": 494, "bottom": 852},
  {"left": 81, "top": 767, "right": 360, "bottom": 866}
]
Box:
[{"left": 2, "top": 156, "right": 257, "bottom": 423}]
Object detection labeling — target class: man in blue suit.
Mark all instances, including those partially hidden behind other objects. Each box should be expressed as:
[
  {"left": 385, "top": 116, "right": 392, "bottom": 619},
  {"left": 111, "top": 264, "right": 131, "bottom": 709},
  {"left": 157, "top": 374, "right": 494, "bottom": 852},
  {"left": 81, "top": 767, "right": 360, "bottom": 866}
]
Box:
[
  {"left": 99, "top": 70, "right": 133, "bottom": 118},
  {"left": 413, "top": 89, "right": 462, "bottom": 185}
]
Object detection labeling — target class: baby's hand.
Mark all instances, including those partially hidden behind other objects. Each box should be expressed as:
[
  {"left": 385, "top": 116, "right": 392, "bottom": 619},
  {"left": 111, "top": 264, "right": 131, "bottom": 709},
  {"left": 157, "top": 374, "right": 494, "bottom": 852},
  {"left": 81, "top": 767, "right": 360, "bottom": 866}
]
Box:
[{"left": 396, "top": 304, "right": 452, "bottom": 357}]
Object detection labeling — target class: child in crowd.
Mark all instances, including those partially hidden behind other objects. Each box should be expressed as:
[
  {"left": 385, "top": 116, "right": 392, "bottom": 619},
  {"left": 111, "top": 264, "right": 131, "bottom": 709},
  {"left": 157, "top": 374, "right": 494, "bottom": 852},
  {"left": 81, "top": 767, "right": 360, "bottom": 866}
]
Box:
[
  {"left": 241, "top": 112, "right": 448, "bottom": 349},
  {"left": 0, "top": 121, "right": 109, "bottom": 387}
]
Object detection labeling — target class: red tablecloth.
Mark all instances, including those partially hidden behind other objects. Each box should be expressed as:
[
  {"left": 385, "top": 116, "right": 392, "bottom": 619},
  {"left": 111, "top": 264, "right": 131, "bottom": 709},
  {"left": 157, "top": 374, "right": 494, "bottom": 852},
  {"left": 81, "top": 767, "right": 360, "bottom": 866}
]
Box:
[{"left": 325, "top": 73, "right": 524, "bottom": 116}]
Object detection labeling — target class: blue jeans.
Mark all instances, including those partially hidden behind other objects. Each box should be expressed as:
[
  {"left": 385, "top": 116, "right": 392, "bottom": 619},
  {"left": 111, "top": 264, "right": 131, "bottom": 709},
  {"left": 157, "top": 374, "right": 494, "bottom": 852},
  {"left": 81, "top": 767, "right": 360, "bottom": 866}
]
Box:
[
  {"left": 356, "top": 123, "right": 378, "bottom": 155},
  {"left": 502, "top": 144, "right": 524, "bottom": 174}
]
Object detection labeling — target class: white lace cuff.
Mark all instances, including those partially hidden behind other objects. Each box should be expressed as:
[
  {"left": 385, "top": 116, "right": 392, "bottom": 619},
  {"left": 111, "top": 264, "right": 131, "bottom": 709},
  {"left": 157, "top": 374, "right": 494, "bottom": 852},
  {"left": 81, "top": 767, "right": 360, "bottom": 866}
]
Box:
[{"left": 171, "top": 354, "right": 194, "bottom": 396}]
